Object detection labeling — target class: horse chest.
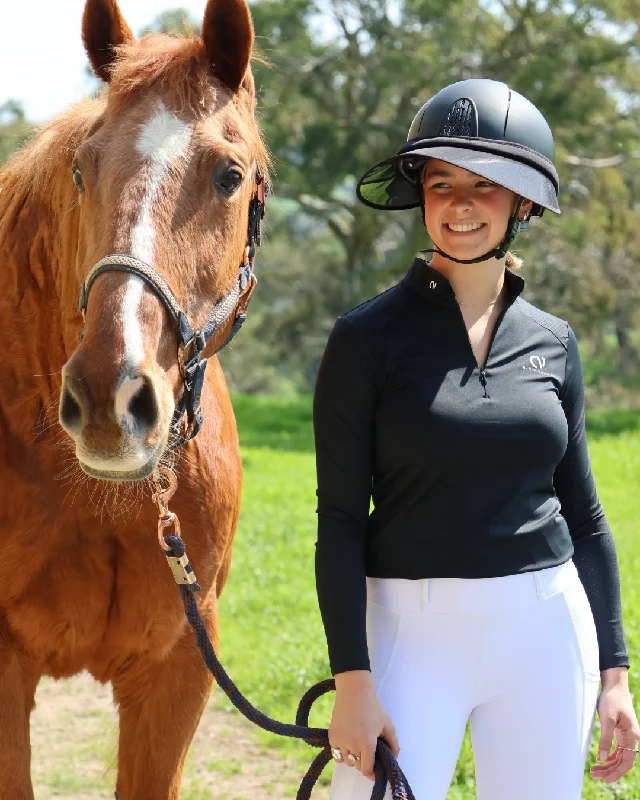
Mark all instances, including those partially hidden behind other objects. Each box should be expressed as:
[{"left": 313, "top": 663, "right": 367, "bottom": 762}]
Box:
[{"left": 1, "top": 529, "right": 182, "bottom": 678}]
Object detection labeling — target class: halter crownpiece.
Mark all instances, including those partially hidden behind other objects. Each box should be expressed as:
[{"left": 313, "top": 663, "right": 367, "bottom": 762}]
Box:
[{"left": 77, "top": 161, "right": 269, "bottom": 446}]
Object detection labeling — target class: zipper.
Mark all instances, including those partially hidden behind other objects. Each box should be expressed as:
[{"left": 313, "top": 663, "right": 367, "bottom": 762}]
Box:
[
  {"left": 454, "top": 302, "right": 509, "bottom": 398},
  {"left": 479, "top": 367, "right": 488, "bottom": 398}
]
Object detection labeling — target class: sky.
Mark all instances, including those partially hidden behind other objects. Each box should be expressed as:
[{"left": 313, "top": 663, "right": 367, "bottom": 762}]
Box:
[{"left": 0, "top": 1, "right": 210, "bottom": 123}]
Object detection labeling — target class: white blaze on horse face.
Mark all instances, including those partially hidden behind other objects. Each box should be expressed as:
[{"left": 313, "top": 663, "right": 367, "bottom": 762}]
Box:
[
  {"left": 115, "top": 375, "right": 144, "bottom": 434},
  {"left": 131, "top": 104, "right": 192, "bottom": 264},
  {"left": 123, "top": 104, "right": 192, "bottom": 370}
]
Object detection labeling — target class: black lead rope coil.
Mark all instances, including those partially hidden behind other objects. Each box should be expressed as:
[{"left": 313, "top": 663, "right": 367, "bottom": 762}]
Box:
[{"left": 164, "top": 534, "right": 416, "bottom": 800}]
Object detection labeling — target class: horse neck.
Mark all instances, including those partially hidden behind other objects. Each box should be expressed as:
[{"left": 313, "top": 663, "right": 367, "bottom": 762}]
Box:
[{"left": 0, "top": 102, "right": 101, "bottom": 429}]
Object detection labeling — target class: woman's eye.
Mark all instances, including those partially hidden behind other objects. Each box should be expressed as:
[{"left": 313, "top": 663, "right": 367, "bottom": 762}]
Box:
[
  {"left": 72, "top": 162, "right": 84, "bottom": 193},
  {"left": 216, "top": 168, "right": 244, "bottom": 195}
]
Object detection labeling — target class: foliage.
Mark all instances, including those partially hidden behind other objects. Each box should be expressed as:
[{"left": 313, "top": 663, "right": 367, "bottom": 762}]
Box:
[
  {"left": 1, "top": 3, "right": 639, "bottom": 398},
  {"left": 226, "top": 0, "right": 640, "bottom": 392},
  {"left": 0, "top": 100, "right": 34, "bottom": 165}
]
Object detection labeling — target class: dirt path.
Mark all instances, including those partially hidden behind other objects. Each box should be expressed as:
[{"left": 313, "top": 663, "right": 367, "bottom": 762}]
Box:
[{"left": 30, "top": 672, "right": 331, "bottom": 799}]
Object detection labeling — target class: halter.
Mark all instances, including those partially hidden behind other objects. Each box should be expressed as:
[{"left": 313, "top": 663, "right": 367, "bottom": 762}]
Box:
[{"left": 77, "top": 162, "right": 268, "bottom": 447}]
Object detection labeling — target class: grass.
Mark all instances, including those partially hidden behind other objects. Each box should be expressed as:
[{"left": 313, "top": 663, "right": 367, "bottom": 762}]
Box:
[{"left": 210, "top": 394, "right": 640, "bottom": 799}]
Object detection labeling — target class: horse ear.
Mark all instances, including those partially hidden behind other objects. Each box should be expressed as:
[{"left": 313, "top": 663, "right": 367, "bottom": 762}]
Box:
[
  {"left": 82, "top": 0, "right": 135, "bottom": 83},
  {"left": 202, "top": 0, "right": 254, "bottom": 93}
]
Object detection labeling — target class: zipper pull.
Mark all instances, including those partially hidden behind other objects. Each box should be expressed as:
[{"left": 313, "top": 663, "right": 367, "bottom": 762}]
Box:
[{"left": 479, "top": 367, "right": 489, "bottom": 398}]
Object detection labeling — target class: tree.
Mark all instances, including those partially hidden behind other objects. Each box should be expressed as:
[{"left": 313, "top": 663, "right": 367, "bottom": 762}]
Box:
[
  {"left": 0, "top": 100, "right": 33, "bottom": 166},
  {"left": 234, "top": 0, "right": 640, "bottom": 390}
]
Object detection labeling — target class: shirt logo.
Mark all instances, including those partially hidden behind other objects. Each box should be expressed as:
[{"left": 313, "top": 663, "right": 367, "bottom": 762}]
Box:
[
  {"left": 529, "top": 355, "right": 545, "bottom": 370},
  {"left": 522, "top": 354, "right": 552, "bottom": 376},
  {"left": 429, "top": 280, "right": 437, "bottom": 290}
]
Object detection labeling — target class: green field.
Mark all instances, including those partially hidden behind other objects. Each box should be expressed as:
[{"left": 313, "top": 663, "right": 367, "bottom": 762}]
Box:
[{"left": 214, "top": 395, "right": 640, "bottom": 799}]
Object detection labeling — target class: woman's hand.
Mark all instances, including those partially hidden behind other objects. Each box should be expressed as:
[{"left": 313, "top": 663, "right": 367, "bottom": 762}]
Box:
[
  {"left": 590, "top": 668, "right": 640, "bottom": 785},
  {"left": 329, "top": 669, "right": 400, "bottom": 781}
]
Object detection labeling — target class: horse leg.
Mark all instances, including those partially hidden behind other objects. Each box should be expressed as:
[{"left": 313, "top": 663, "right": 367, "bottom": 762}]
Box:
[
  {"left": 112, "top": 598, "right": 218, "bottom": 799},
  {"left": 0, "top": 648, "right": 39, "bottom": 800}
]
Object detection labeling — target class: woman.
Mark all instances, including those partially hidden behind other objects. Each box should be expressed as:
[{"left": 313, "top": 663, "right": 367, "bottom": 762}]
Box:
[{"left": 313, "top": 79, "right": 640, "bottom": 800}]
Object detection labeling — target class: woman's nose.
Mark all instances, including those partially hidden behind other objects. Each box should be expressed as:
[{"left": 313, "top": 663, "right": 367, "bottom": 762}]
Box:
[{"left": 451, "top": 188, "right": 472, "bottom": 210}]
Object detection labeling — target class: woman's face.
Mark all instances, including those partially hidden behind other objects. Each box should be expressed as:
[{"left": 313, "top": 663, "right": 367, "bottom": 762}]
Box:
[{"left": 421, "top": 159, "right": 532, "bottom": 261}]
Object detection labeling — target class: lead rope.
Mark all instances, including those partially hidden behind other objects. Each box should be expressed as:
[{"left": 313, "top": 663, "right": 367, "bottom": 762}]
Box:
[{"left": 150, "top": 468, "right": 415, "bottom": 800}]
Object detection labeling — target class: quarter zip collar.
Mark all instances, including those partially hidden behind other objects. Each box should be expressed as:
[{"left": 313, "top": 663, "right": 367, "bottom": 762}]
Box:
[{"left": 401, "top": 254, "right": 526, "bottom": 305}]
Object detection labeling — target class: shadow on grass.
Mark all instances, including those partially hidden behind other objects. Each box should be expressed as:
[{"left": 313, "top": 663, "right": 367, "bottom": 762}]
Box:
[
  {"left": 233, "top": 393, "right": 314, "bottom": 453},
  {"left": 586, "top": 409, "right": 640, "bottom": 439}
]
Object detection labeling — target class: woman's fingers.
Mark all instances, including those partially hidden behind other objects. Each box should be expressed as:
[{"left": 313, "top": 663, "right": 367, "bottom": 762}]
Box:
[
  {"left": 329, "top": 743, "right": 344, "bottom": 763},
  {"left": 591, "top": 746, "right": 636, "bottom": 784},
  {"left": 381, "top": 720, "right": 401, "bottom": 758},
  {"left": 359, "top": 744, "right": 376, "bottom": 780}
]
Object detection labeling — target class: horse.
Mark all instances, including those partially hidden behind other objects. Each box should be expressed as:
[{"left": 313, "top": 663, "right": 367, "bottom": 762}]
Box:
[{"left": 0, "top": 0, "right": 269, "bottom": 796}]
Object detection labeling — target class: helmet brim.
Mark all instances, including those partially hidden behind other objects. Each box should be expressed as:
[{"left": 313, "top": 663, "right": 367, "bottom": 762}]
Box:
[{"left": 356, "top": 139, "right": 560, "bottom": 215}]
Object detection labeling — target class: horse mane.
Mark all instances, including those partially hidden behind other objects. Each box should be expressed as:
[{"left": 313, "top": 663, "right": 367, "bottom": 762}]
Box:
[
  {"left": 0, "top": 33, "right": 270, "bottom": 238},
  {"left": 0, "top": 98, "right": 103, "bottom": 237}
]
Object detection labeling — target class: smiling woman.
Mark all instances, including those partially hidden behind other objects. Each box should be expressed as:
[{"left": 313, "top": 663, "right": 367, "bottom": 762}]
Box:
[{"left": 316, "top": 77, "right": 639, "bottom": 800}]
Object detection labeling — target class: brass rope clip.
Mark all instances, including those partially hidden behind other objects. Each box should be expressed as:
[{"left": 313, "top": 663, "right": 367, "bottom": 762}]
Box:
[
  {"left": 151, "top": 468, "right": 200, "bottom": 590},
  {"left": 151, "top": 467, "right": 179, "bottom": 552}
]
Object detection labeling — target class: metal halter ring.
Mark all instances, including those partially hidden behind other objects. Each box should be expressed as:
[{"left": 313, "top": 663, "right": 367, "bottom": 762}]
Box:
[
  {"left": 331, "top": 747, "right": 342, "bottom": 761},
  {"left": 347, "top": 753, "right": 361, "bottom": 763}
]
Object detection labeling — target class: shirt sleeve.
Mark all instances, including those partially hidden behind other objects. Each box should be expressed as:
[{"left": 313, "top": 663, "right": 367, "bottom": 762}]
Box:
[
  {"left": 554, "top": 325, "right": 630, "bottom": 670},
  {"left": 313, "top": 317, "right": 378, "bottom": 675}
]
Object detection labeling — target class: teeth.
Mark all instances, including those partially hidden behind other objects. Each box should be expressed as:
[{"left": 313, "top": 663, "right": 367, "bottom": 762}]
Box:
[{"left": 447, "top": 223, "right": 483, "bottom": 232}]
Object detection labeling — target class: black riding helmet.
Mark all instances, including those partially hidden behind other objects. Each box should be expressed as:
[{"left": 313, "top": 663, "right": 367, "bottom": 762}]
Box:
[{"left": 356, "top": 79, "right": 560, "bottom": 264}]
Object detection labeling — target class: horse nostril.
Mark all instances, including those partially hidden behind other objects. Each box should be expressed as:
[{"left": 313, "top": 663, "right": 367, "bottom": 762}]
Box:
[
  {"left": 59, "top": 388, "right": 82, "bottom": 433},
  {"left": 127, "top": 377, "right": 159, "bottom": 433}
]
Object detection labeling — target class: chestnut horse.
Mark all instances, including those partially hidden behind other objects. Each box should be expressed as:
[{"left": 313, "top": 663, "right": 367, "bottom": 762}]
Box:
[{"left": 0, "top": 0, "right": 269, "bottom": 797}]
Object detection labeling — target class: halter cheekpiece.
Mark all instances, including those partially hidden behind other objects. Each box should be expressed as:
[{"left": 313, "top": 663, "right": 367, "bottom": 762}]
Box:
[{"left": 77, "top": 161, "right": 268, "bottom": 447}]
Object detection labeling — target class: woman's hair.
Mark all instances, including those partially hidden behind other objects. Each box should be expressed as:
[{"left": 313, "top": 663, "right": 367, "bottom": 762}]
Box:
[{"left": 506, "top": 252, "right": 523, "bottom": 270}]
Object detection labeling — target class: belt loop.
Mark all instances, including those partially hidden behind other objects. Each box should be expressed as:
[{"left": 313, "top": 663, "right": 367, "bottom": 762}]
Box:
[
  {"left": 533, "top": 569, "right": 545, "bottom": 601},
  {"left": 422, "top": 578, "right": 431, "bottom": 613}
]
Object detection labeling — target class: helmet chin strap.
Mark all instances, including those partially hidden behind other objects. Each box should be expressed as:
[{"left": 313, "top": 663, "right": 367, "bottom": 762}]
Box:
[{"left": 420, "top": 197, "right": 529, "bottom": 265}]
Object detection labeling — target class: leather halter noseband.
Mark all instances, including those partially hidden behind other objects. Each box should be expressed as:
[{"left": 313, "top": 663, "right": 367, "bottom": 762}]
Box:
[{"left": 77, "top": 162, "right": 268, "bottom": 447}]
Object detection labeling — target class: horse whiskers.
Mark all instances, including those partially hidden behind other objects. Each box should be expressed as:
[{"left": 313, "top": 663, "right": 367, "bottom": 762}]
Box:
[
  {"left": 30, "top": 388, "right": 63, "bottom": 444},
  {"left": 63, "top": 198, "right": 80, "bottom": 215},
  {"left": 56, "top": 464, "right": 83, "bottom": 480},
  {"left": 80, "top": 475, "right": 147, "bottom": 523},
  {"left": 63, "top": 471, "right": 90, "bottom": 508}
]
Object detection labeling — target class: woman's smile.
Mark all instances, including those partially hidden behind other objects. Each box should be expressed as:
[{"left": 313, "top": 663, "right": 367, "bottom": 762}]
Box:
[{"left": 443, "top": 221, "right": 487, "bottom": 235}]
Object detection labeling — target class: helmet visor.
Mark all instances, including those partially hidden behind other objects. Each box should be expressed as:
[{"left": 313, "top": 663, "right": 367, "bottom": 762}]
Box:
[{"left": 357, "top": 142, "right": 560, "bottom": 215}]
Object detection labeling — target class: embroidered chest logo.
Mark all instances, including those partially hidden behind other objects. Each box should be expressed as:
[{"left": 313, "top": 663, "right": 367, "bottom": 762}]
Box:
[{"left": 522, "top": 354, "right": 553, "bottom": 376}]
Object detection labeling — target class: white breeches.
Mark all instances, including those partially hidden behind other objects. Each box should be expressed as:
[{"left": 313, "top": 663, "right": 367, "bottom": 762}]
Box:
[{"left": 330, "top": 558, "right": 600, "bottom": 800}]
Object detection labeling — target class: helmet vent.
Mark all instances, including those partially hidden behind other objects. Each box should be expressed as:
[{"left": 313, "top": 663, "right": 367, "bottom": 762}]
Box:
[{"left": 437, "top": 98, "right": 477, "bottom": 137}]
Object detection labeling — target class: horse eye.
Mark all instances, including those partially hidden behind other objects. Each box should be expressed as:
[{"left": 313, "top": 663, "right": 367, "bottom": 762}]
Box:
[
  {"left": 72, "top": 162, "right": 84, "bottom": 193},
  {"left": 216, "top": 168, "right": 243, "bottom": 196}
]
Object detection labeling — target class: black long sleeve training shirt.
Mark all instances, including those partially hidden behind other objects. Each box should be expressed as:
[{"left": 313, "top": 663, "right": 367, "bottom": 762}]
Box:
[{"left": 314, "top": 256, "right": 630, "bottom": 676}]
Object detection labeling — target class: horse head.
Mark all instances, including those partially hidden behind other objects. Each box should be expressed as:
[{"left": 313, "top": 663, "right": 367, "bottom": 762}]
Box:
[{"left": 58, "top": 0, "right": 268, "bottom": 481}]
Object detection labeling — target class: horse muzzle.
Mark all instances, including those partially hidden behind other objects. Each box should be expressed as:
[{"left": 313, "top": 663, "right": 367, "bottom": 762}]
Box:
[{"left": 59, "top": 359, "right": 172, "bottom": 481}]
